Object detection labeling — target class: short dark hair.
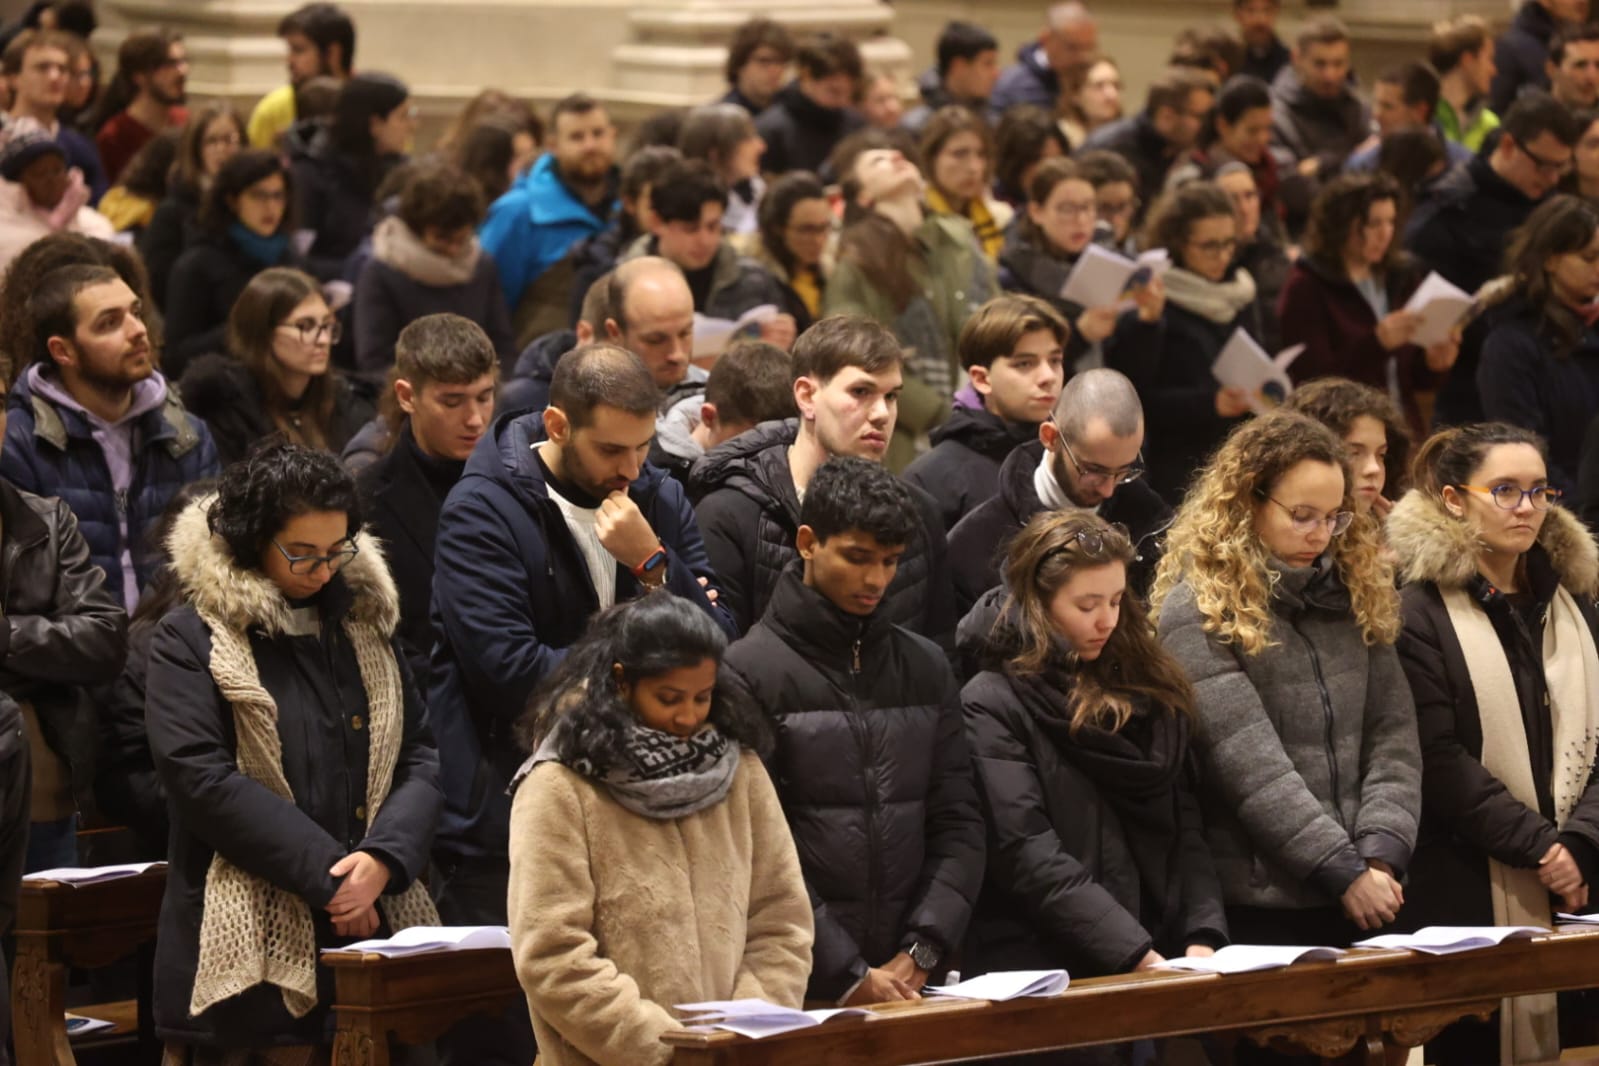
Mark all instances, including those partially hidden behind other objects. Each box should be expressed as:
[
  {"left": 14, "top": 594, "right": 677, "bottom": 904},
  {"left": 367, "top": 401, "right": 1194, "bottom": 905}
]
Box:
[
  {"left": 1146, "top": 66, "right": 1214, "bottom": 117},
  {"left": 958, "top": 294, "right": 1070, "bottom": 371},
  {"left": 936, "top": 21, "right": 998, "bottom": 78},
  {"left": 1075, "top": 147, "right": 1139, "bottom": 190},
  {"left": 622, "top": 145, "right": 683, "bottom": 205},
  {"left": 1169, "top": 26, "right": 1244, "bottom": 81},
  {"left": 796, "top": 32, "right": 863, "bottom": 83},
  {"left": 1501, "top": 89, "right": 1583, "bottom": 148},
  {"left": 116, "top": 27, "right": 182, "bottom": 81},
  {"left": 277, "top": 3, "right": 356, "bottom": 71},
  {"left": 649, "top": 160, "right": 728, "bottom": 224},
  {"left": 993, "top": 104, "right": 1070, "bottom": 203},
  {"left": 1551, "top": 22, "right": 1599, "bottom": 66},
  {"left": 208, "top": 440, "right": 364, "bottom": 570},
  {"left": 396, "top": 160, "right": 485, "bottom": 234},
  {"left": 29, "top": 264, "right": 119, "bottom": 369},
  {"left": 800, "top": 456, "right": 919, "bottom": 547},
  {"left": 384, "top": 313, "right": 498, "bottom": 436},
  {"left": 2, "top": 235, "right": 152, "bottom": 383},
  {"left": 1377, "top": 61, "right": 1441, "bottom": 119},
  {"left": 1143, "top": 179, "right": 1234, "bottom": 255},
  {"left": 791, "top": 314, "right": 903, "bottom": 383},
  {"left": 705, "top": 341, "right": 796, "bottom": 427},
  {"left": 1429, "top": 14, "right": 1492, "bottom": 75},
  {"left": 550, "top": 92, "right": 604, "bottom": 132},
  {"left": 1296, "top": 16, "right": 1350, "bottom": 52},
  {"left": 548, "top": 342, "right": 661, "bottom": 428},
  {"left": 1215, "top": 74, "right": 1272, "bottom": 126},
  {"left": 725, "top": 16, "right": 795, "bottom": 86},
  {"left": 201, "top": 149, "right": 293, "bottom": 235}
]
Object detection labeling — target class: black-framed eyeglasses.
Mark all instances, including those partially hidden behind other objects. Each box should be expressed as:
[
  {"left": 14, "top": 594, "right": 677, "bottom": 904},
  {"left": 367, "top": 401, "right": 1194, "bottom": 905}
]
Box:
[
  {"left": 1053, "top": 421, "right": 1145, "bottom": 486},
  {"left": 1513, "top": 137, "right": 1573, "bottom": 177},
  {"left": 271, "top": 539, "right": 359, "bottom": 576},
  {"left": 278, "top": 317, "right": 342, "bottom": 346},
  {"left": 1260, "top": 494, "right": 1354, "bottom": 536},
  {"left": 1457, "top": 484, "right": 1564, "bottom": 511}
]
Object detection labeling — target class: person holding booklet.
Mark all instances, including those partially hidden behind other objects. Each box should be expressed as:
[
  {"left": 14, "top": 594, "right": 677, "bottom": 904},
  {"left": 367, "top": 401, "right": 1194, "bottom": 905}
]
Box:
[
  {"left": 1279, "top": 173, "right": 1459, "bottom": 440},
  {"left": 1477, "top": 195, "right": 1599, "bottom": 499},
  {"left": 1137, "top": 181, "right": 1257, "bottom": 503},
  {"left": 960, "top": 512, "right": 1227, "bottom": 1047},
  {"left": 508, "top": 592, "right": 813, "bottom": 1066},
  {"left": 1388, "top": 422, "right": 1599, "bottom": 1065},
  {"left": 1154, "top": 413, "right": 1420, "bottom": 1066}
]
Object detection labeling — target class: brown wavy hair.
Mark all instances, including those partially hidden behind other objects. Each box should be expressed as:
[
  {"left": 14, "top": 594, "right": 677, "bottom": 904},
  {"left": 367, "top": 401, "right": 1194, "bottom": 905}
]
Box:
[
  {"left": 1001, "top": 511, "right": 1195, "bottom": 733},
  {"left": 1151, "top": 412, "right": 1400, "bottom": 655}
]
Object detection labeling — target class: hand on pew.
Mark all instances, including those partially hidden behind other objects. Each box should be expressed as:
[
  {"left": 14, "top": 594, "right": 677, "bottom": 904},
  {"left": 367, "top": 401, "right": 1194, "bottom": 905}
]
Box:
[
  {"left": 842, "top": 964, "right": 920, "bottom": 1006},
  {"left": 880, "top": 952, "right": 929, "bottom": 994}
]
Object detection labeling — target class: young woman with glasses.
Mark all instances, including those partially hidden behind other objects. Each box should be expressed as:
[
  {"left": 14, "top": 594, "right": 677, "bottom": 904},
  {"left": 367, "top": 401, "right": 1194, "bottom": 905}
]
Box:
[
  {"left": 1388, "top": 422, "right": 1599, "bottom": 1066},
  {"left": 961, "top": 511, "right": 1225, "bottom": 1060},
  {"left": 1478, "top": 194, "right": 1599, "bottom": 499},
  {"left": 138, "top": 102, "right": 246, "bottom": 311},
  {"left": 144, "top": 441, "right": 441, "bottom": 1062},
  {"left": 1154, "top": 413, "right": 1420, "bottom": 1056},
  {"left": 1280, "top": 172, "right": 1458, "bottom": 441},
  {"left": 179, "top": 267, "right": 374, "bottom": 466}
]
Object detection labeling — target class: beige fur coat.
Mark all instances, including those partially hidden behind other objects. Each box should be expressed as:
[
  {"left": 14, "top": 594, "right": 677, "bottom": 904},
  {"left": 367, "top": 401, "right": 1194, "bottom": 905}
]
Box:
[{"left": 509, "top": 751, "right": 814, "bottom": 1066}]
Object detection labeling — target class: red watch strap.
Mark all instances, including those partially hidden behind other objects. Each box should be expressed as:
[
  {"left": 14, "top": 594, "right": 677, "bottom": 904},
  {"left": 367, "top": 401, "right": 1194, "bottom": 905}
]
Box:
[{"left": 631, "top": 545, "right": 667, "bottom": 579}]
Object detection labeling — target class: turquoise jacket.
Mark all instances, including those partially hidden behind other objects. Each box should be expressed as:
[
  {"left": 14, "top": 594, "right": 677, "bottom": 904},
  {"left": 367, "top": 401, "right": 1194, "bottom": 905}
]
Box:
[{"left": 479, "top": 153, "right": 616, "bottom": 312}]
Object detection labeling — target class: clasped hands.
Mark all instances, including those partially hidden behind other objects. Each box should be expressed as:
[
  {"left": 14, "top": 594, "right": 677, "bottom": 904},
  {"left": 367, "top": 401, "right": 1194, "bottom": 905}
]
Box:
[{"left": 327, "top": 850, "right": 390, "bottom": 939}]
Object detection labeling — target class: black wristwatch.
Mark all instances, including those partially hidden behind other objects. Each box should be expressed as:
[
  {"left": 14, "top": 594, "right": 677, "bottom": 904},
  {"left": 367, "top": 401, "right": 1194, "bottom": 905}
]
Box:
[{"left": 908, "top": 940, "right": 942, "bottom": 972}]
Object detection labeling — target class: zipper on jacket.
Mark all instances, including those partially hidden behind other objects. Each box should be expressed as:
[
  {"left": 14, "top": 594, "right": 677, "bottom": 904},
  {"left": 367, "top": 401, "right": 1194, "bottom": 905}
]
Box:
[
  {"left": 845, "top": 633, "right": 882, "bottom": 957},
  {"left": 1292, "top": 621, "right": 1345, "bottom": 829}
]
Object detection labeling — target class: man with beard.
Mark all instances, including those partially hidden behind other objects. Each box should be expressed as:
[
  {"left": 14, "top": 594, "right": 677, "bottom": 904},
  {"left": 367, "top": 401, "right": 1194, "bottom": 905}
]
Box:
[
  {"left": 0, "top": 263, "right": 219, "bottom": 611},
  {"left": 428, "top": 342, "right": 729, "bottom": 1064},
  {"left": 93, "top": 28, "right": 188, "bottom": 183},
  {"left": 247, "top": 2, "right": 355, "bottom": 149},
  {"left": 948, "top": 367, "right": 1170, "bottom": 616},
  {"left": 482, "top": 92, "right": 620, "bottom": 346}
]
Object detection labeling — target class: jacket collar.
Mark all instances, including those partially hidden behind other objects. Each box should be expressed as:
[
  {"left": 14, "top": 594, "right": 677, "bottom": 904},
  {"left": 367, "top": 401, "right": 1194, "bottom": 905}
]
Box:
[
  {"left": 14, "top": 366, "right": 199, "bottom": 458},
  {"left": 1388, "top": 488, "right": 1599, "bottom": 599},
  {"left": 464, "top": 408, "right": 669, "bottom": 513},
  {"left": 524, "top": 152, "right": 617, "bottom": 229},
  {"left": 166, "top": 495, "right": 400, "bottom": 637},
  {"left": 927, "top": 404, "right": 1036, "bottom": 458},
  {"left": 761, "top": 563, "right": 889, "bottom": 660},
  {"left": 688, "top": 417, "right": 801, "bottom": 522}
]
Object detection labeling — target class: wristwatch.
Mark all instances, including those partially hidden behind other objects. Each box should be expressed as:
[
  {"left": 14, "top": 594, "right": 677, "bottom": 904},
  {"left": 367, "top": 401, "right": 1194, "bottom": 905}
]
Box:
[
  {"left": 632, "top": 545, "right": 668, "bottom": 586},
  {"left": 907, "top": 940, "right": 942, "bottom": 972}
]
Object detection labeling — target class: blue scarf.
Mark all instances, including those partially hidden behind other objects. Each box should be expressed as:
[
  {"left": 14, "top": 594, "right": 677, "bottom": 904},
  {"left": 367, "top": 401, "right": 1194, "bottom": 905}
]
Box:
[{"left": 228, "top": 221, "right": 289, "bottom": 268}]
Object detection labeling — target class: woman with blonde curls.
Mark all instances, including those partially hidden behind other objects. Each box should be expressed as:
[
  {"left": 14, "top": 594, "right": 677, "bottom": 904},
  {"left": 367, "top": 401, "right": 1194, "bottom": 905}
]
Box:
[
  {"left": 962, "top": 512, "right": 1226, "bottom": 1040},
  {"left": 1153, "top": 414, "right": 1420, "bottom": 1000}
]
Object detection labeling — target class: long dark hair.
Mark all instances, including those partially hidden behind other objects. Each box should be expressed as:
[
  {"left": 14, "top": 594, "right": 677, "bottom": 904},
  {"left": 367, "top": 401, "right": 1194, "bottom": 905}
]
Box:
[
  {"left": 1301, "top": 172, "right": 1405, "bottom": 278},
  {"left": 758, "top": 170, "right": 827, "bottom": 275},
  {"left": 1504, "top": 194, "right": 1599, "bottom": 356},
  {"left": 328, "top": 72, "right": 409, "bottom": 197},
  {"left": 1411, "top": 421, "right": 1549, "bottom": 499},
  {"left": 226, "top": 267, "right": 340, "bottom": 449},
  {"left": 997, "top": 511, "right": 1195, "bottom": 733},
  {"left": 518, "top": 592, "right": 772, "bottom": 770}
]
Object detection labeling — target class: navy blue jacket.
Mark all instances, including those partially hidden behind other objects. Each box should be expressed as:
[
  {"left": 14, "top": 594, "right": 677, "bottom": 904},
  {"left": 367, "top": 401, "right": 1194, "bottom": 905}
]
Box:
[
  {"left": 428, "top": 409, "right": 734, "bottom": 858},
  {"left": 989, "top": 42, "right": 1059, "bottom": 121},
  {"left": 1, "top": 370, "right": 219, "bottom": 607}
]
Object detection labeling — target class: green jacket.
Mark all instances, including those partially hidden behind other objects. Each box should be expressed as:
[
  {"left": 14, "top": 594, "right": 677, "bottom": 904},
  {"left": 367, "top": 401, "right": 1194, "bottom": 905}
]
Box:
[{"left": 1436, "top": 97, "right": 1499, "bottom": 154}]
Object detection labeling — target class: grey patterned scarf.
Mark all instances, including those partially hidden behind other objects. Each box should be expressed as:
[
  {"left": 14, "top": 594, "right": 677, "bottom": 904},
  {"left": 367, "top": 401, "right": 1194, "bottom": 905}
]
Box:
[{"left": 518, "top": 722, "right": 740, "bottom": 820}]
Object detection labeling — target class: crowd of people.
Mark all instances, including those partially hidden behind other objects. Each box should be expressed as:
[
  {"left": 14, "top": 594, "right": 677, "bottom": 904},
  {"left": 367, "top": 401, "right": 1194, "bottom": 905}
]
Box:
[{"left": 4, "top": 0, "right": 1599, "bottom": 1064}]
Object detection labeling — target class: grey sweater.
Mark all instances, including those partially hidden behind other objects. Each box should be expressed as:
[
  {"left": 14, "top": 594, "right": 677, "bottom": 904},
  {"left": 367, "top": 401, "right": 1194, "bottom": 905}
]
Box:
[{"left": 1157, "top": 560, "right": 1421, "bottom": 910}]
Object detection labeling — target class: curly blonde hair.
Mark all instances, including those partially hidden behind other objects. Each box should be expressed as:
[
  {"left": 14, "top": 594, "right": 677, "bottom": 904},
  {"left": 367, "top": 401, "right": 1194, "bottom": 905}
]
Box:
[{"left": 1151, "top": 412, "right": 1400, "bottom": 655}]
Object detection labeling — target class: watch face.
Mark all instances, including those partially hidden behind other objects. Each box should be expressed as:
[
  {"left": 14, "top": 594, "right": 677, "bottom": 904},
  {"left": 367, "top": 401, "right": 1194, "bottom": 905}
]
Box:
[{"left": 910, "top": 942, "right": 939, "bottom": 970}]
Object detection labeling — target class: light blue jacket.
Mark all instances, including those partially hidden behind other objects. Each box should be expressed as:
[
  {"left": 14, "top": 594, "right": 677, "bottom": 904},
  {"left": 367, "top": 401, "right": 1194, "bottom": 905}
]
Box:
[{"left": 478, "top": 152, "right": 616, "bottom": 312}]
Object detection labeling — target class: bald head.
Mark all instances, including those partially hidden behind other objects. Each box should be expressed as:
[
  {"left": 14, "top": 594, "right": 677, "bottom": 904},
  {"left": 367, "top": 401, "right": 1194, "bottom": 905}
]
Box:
[
  {"left": 1043, "top": 1, "right": 1098, "bottom": 81},
  {"left": 1054, "top": 368, "right": 1143, "bottom": 443},
  {"left": 605, "top": 256, "right": 695, "bottom": 390}
]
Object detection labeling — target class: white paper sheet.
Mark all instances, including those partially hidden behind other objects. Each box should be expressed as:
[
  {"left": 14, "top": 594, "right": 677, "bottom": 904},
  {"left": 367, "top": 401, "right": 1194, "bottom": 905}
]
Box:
[
  {"left": 1210, "top": 328, "right": 1303, "bottom": 413},
  {"left": 1354, "top": 925, "right": 1546, "bottom": 955},
  {"left": 1156, "top": 944, "right": 1344, "bottom": 974},
  {"left": 325, "top": 925, "right": 512, "bottom": 957},
  {"left": 692, "top": 304, "right": 779, "bottom": 358},
  {"left": 23, "top": 862, "right": 164, "bottom": 886},
  {"left": 924, "top": 969, "right": 1070, "bottom": 1000},
  {"left": 1402, "top": 271, "right": 1474, "bottom": 348},
  {"left": 674, "top": 998, "right": 872, "bottom": 1039}
]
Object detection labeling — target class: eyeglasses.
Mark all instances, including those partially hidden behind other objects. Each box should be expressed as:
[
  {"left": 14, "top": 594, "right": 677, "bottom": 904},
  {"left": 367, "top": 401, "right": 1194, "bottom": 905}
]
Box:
[
  {"left": 271, "top": 539, "right": 359, "bottom": 576},
  {"left": 203, "top": 133, "right": 241, "bottom": 149},
  {"left": 1043, "top": 522, "right": 1132, "bottom": 563},
  {"left": 1097, "top": 197, "right": 1140, "bottom": 221},
  {"left": 1190, "top": 236, "right": 1239, "bottom": 256},
  {"left": 1514, "top": 138, "right": 1573, "bottom": 177},
  {"left": 1053, "top": 424, "right": 1146, "bottom": 486},
  {"left": 1457, "top": 484, "right": 1564, "bottom": 510},
  {"left": 1261, "top": 494, "right": 1355, "bottom": 536},
  {"left": 279, "top": 317, "right": 341, "bottom": 346},
  {"left": 1049, "top": 199, "right": 1098, "bottom": 219}
]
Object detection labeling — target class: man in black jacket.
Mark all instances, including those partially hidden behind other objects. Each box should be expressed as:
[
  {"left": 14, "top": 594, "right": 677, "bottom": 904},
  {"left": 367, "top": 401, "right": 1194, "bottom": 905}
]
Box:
[
  {"left": 950, "top": 367, "right": 1170, "bottom": 617},
  {"left": 351, "top": 314, "right": 496, "bottom": 689},
  {"left": 651, "top": 339, "right": 795, "bottom": 487},
  {"left": 904, "top": 295, "right": 1068, "bottom": 531},
  {"left": 1490, "top": 0, "right": 1586, "bottom": 114},
  {"left": 755, "top": 32, "right": 866, "bottom": 178},
  {"left": 724, "top": 457, "right": 984, "bottom": 1005},
  {"left": 692, "top": 314, "right": 957, "bottom": 646},
  {"left": 1081, "top": 67, "right": 1215, "bottom": 216},
  {"left": 903, "top": 21, "right": 1000, "bottom": 136}
]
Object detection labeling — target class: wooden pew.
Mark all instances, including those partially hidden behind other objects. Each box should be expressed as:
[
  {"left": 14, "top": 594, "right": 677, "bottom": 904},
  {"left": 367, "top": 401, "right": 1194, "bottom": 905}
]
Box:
[
  {"left": 660, "top": 929, "right": 1599, "bottom": 1066},
  {"left": 10, "top": 867, "right": 165, "bottom": 1066},
  {"left": 321, "top": 947, "right": 522, "bottom": 1066}
]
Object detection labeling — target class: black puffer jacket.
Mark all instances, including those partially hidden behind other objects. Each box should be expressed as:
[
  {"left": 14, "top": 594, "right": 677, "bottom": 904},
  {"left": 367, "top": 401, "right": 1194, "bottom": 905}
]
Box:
[
  {"left": 754, "top": 82, "right": 866, "bottom": 179},
  {"left": 691, "top": 420, "right": 957, "bottom": 646},
  {"left": 500, "top": 328, "right": 574, "bottom": 415},
  {"left": 902, "top": 406, "right": 1038, "bottom": 532},
  {"left": 164, "top": 234, "right": 298, "bottom": 378},
  {"left": 961, "top": 634, "right": 1226, "bottom": 978},
  {"left": 724, "top": 566, "right": 985, "bottom": 1000},
  {"left": 948, "top": 440, "right": 1172, "bottom": 616},
  {"left": 291, "top": 131, "right": 403, "bottom": 281},
  {"left": 92, "top": 614, "right": 167, "bottom": 858}
]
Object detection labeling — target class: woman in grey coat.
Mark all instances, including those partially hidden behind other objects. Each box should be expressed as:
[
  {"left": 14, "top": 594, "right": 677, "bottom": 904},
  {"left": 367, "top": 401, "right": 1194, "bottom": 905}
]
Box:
[{"left": 1152, "top": 413, "right": 1420, "bottom": 987}]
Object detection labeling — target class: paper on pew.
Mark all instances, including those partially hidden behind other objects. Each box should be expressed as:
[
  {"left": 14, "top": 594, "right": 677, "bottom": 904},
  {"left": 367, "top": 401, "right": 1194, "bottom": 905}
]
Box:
[
  {"left": 1558, "top": 912, "right": 1599, "bottom": 924},
  {"left": 924, "top": 969, "right": 1069, "bottom": 1000},
  {"left": 1354, "top": 925, "right": 1547, "bottom": 955},
  {"left": 327, "top": 925, "right": 511, "bottom": 957},
  {"left": 22, "top": 861, "right": 164, "bottom": 886},
  {"left": 1211, "top": 328, "right": 1304, "bottom": 414},
  {"left": 692, "top": 304, "right": 779, "bottom": 359},
  {"left": 66, "top": 1013, "right": 117, "bottom": 1035},
  {"left": 1156, "top": 944, "right": 1344, "bottom": 974},
  {"left": 1402, "top": 272, "right": 1474, "bottom": 348},
  {"left": 1058, "top": 244, "right": 1170, "bottom": 309},
  {"left": 674, "top": 998, "right": 872, "bottom": 1040}
]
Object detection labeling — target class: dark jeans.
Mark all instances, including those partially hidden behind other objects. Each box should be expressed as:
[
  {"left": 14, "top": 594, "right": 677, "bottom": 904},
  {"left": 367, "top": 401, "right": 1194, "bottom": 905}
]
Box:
[
  {"left": 430, "top": 851, "right": 535, "bottom": 1066},
  {"left": 0, "top": 738, "right": 31, "bottom": 1057}
]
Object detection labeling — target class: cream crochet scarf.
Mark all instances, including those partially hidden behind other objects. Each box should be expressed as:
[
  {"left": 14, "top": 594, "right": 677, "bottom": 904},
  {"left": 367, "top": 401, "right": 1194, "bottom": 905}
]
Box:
[{"left": 169, "top": 499, "right": 439, "bottom": 1020}]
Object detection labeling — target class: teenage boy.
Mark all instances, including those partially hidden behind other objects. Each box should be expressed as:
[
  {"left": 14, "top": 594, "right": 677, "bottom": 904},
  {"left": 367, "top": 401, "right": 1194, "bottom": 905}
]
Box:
[
  {"left": 903, "top": 295, "right": 1068, "bottom": 531},
  {"left": 652, "top": 339, "right": 796, "bottom": 486},
  {"left": 755, "top": 32, "right": 866, "bottom": 177},
  {"left": 1431, "top": 15, "right": 1500, "bottom": 152},
  {"left": 247, "top": 2, "right": 354, "bottom": 149},
  {"left": 904, "top": 21, "right": 1001, "bottom": 136},
  {"left": 724, "top": 456, "right": 984, "bottom": 1005},
  {"left": 2, "top": 29, "right": 106, "bottom": 200},
  {"left": 350, "top": 314, "right": 497, "bottom": 687},
  {"left": 691, "top": 314, "right": 956, "bottom": 645}
]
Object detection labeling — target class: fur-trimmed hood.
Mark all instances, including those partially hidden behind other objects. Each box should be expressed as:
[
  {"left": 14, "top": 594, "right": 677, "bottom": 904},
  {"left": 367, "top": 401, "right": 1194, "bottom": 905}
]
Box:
[
  {"left": 167, "top": 495, "right": 400, "bottom": 637},
  {"left": 1387, "top": 488, "right": 1599, "bottom": 599}
]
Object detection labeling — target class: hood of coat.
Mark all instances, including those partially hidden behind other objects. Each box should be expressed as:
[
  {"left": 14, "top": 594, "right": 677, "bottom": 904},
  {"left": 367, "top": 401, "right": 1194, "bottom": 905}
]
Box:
[
  {"left": 927, "top": 404, "right": 1037, "bottom": 458},
  {"left": 371, "top": 215, "right": 481, "bottom": 287},
  {"left": 1387, "top": 488, "right": 1599, "bottom": 598},
  {"left": 167, "top": 494, "right": 401, "bottom": 637}
]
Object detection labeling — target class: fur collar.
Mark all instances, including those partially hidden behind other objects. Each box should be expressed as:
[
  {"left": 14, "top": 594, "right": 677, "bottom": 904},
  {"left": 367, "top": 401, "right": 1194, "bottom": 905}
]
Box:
[
  {"left": 1387, "top": 488, "right": 1599, "bottom": 599},
  {"left": 167, "top": 495, "right": 400, "bottom": 637}
]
